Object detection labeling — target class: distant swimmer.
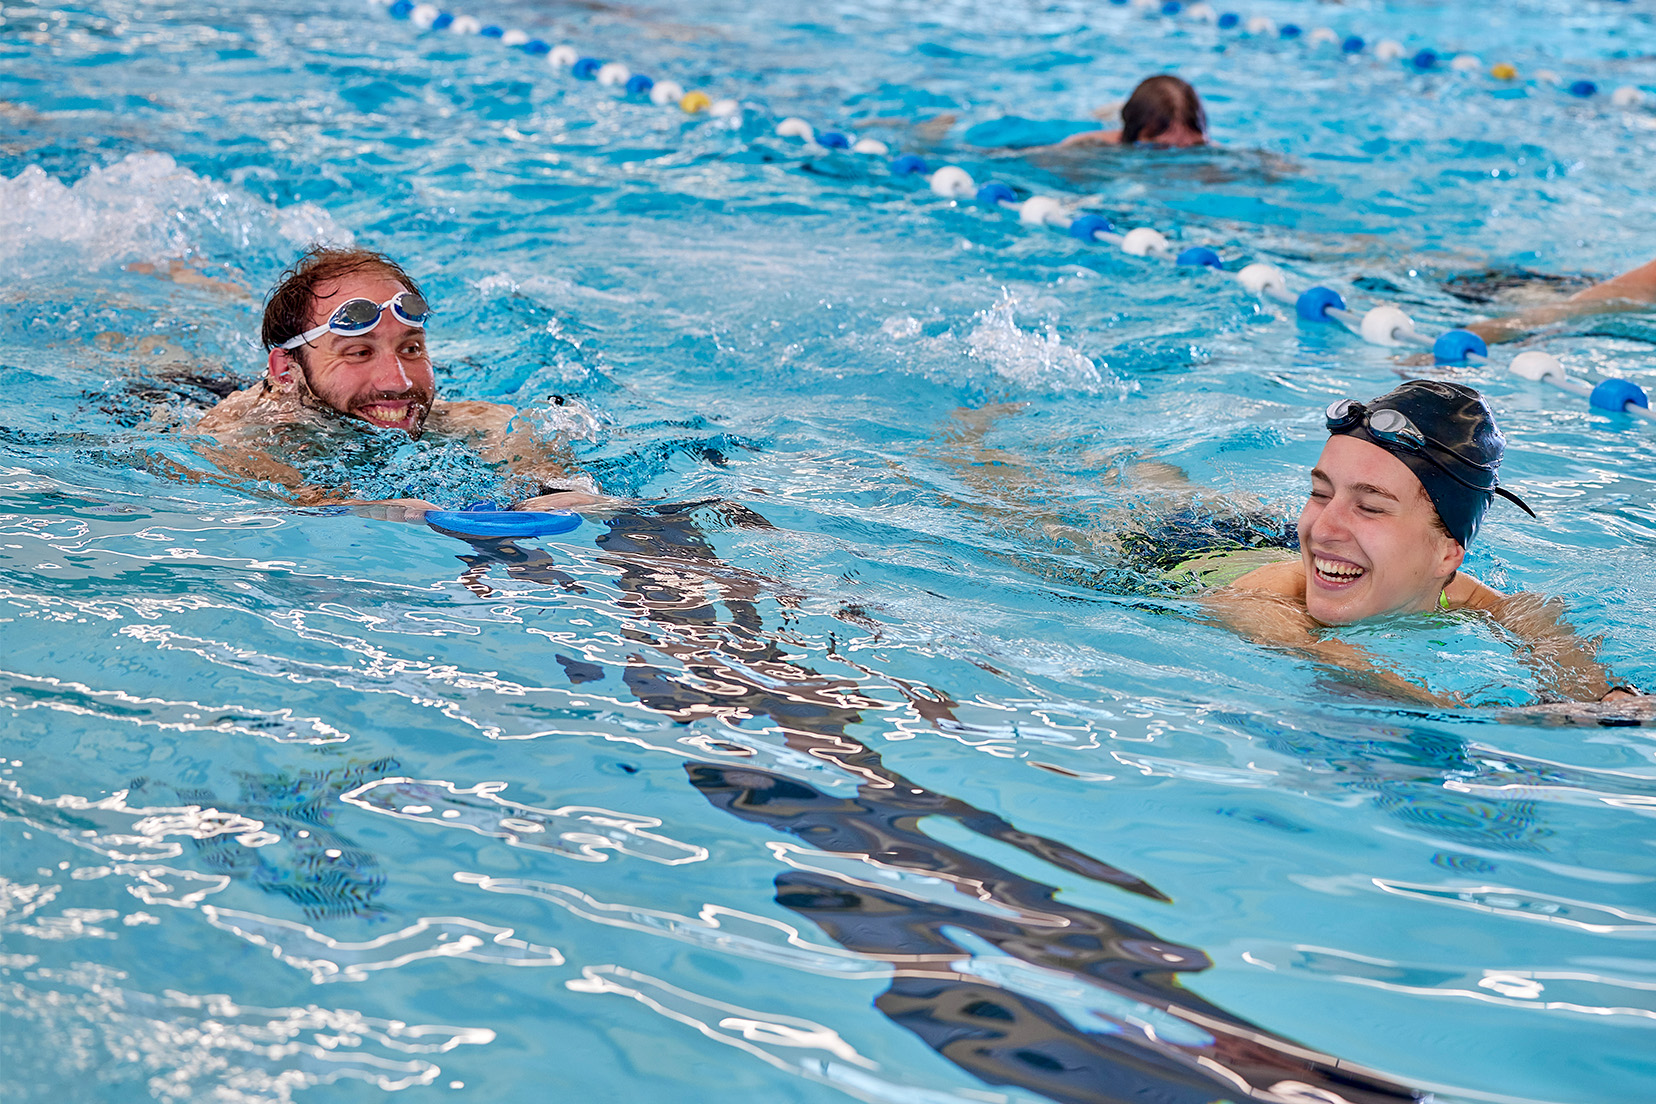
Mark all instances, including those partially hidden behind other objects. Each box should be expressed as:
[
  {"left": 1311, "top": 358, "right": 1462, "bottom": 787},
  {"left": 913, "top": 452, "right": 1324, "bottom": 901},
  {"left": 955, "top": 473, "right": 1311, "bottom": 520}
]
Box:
[
  {"left": 937, "top": 380, "right": 1645, "bottom": 713},
  {"left": 1053, "top": 73, "right": 1208, "bottom": 149},
  {"left": 922, "top": 74, "right": 1209, "bottom": 154},
  {"left": 1466, "top": 256, "right": 1656, "bottom": 343},
  {"left": 192, "top": 247, "right": 604, "bottom": 516}
]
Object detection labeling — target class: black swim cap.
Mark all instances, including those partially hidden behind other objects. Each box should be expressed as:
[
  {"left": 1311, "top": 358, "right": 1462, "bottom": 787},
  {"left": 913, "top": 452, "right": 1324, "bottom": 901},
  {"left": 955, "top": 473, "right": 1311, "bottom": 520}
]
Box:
[{"left": 1327, "top": 379, "right": 1535, "bottom": 547}]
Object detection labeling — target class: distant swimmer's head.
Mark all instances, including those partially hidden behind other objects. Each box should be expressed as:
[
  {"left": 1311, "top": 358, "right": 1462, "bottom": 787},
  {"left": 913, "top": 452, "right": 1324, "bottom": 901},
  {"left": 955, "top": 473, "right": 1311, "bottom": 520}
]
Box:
[
  {"left": 261, "top": 247, "right": 437, "bottom": 437},
  {"left": 1298, "top": 380, "right": 1535, "bottom": 624},
  {"left": 1120, "top": 75, "right": 1207, "bottom": 148}
]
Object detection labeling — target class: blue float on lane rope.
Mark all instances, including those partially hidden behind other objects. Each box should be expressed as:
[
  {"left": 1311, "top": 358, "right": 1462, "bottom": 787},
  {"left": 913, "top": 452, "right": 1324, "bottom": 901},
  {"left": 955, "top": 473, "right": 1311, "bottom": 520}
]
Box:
[
  {"left": 976, "top": 182, "right": 1017, "bottom": 205},
  {"left": 1432, "top": 329, "right": 1488, "bottom": 364},
  {"left": 1068, "top": 214, "right": 1114, "bottom": 240},
  {"left": 1589, "top": 378, "right": 1649, "bottom": 414},
  {"left": 1176, "top": 246, "right": 1222, "bottom": 268},
  {"left": 1295, "top": 286, "right": 1346, "bottom": 321},
  {"left": 890, "top": 154, "right": 929, "bottom": 175}
]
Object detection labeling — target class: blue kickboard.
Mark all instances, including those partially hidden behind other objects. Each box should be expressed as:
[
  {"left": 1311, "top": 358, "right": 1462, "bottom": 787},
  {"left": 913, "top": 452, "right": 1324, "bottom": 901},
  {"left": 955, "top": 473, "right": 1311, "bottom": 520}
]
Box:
[{"left": 425, "top": 510, "right": 582, "bottom": 538}]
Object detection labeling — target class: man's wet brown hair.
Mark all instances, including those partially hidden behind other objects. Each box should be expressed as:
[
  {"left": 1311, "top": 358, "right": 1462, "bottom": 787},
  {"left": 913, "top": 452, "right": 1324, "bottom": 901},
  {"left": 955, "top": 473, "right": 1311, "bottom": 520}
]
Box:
[
  {"left": 1119, "top": 74, "right": 1206, "bottom": 145},
  {"left": 261, "top": 247, "right": 425, "bottom": 360}
]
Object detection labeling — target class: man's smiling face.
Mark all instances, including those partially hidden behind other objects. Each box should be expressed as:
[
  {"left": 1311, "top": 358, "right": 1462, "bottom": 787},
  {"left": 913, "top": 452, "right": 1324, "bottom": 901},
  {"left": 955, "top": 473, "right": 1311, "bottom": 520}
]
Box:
[
  {"left": 278, "top": 273, "right": 436, "bottom": 435},
  {"left": 1297, "top": 434, "right": 1465, "bottom": 625}
]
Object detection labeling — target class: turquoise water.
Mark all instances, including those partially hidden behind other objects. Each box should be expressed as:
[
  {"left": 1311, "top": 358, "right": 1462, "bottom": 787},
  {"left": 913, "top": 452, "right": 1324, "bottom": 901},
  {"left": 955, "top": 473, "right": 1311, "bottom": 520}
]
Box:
[{"left": 3, "top": 1, "right": 1656, "bottom": 1101}]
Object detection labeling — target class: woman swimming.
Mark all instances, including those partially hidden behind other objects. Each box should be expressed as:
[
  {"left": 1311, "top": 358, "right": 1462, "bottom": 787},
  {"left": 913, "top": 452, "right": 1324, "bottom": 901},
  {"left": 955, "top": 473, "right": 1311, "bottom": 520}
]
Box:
[
  {"left": 933, "top": 380, "right": 1645, "bottom": 714},
  {"left": 920, "top": 73, "right": 1210, "bottom": 155}
]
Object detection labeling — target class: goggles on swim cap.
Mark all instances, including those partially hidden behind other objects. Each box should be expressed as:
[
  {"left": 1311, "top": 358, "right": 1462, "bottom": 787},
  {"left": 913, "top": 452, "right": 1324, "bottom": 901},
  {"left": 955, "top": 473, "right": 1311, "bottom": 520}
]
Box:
[
  {"left": 1325, "top": 384, "right": 1536, "bottom": 546},
  {"left": 278, "top": 291, "right": 431, "bottom": 350}
]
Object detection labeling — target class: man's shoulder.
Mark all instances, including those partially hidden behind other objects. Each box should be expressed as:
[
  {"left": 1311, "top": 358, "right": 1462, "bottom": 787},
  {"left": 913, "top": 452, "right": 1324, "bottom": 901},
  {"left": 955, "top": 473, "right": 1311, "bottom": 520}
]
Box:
[
  {"left": 428, "top": 399, "right": 517, "bottom": 434},
  {"left": 194, "top": 381, "right": 273, "bottom": 434}
]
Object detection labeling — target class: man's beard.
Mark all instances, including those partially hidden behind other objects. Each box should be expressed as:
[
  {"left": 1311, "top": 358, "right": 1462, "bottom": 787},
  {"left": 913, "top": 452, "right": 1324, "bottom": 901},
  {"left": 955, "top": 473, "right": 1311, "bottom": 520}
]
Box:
[{"left": 294, "top": 367, "right": 434, "bottom": 437}]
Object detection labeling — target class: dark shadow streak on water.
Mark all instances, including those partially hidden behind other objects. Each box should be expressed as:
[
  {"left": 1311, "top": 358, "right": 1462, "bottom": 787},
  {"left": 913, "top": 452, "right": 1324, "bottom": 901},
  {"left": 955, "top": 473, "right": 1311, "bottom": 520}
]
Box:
[{"left": 450, "top": 503, "right": 1425, "bottom": 1104}]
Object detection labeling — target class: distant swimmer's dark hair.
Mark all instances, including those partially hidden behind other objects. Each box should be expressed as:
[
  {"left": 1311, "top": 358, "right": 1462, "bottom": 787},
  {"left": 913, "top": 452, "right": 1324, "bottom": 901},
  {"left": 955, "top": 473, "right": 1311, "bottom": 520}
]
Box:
[
  {"left": 1119, "top": 74, "right": 1206, "bottom": 145},
  {"left": 262, "top": 246, "right": 426, "bottom": 355}
]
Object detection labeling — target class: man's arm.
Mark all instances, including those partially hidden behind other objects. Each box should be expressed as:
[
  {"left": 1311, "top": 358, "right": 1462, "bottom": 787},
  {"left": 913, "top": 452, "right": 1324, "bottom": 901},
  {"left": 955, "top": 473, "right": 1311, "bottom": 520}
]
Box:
[{"left": 427, "top": 401, "right": 582, "bottom": 486}]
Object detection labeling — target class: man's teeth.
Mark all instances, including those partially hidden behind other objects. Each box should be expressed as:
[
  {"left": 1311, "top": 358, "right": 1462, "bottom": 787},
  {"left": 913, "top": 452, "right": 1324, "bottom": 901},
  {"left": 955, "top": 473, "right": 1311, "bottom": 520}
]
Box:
[
  {"left": 362, "top": 403, "right": 409, "bottom": 422},
  {"left": 1315, "top": 557, "right": 1365, "bottom": 580}
]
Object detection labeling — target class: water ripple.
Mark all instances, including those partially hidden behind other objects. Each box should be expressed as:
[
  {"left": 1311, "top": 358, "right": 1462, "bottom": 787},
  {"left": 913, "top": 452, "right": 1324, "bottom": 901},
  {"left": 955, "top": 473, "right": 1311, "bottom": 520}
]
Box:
[
  {"left": 201, "top": 906, "right": 564, "bottom": 983},
  {"left": 459, "top": 871, "right": 889, "bottom": 979},
  {"left": 341, "top": 777, "right": 709, "bottom": 865},
  {"left": 2, "top": 968, "right": 489, "bottom": 1103},
  {"left": 565, "top": 965, "right": 1019, "bottom": 1104}
]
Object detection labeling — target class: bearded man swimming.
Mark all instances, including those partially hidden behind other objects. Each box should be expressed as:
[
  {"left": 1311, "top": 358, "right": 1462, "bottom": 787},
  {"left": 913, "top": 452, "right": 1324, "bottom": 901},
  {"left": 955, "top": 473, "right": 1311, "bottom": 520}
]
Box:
[{"left": 194, "top": 246, "right": 599, "bottom": 515}]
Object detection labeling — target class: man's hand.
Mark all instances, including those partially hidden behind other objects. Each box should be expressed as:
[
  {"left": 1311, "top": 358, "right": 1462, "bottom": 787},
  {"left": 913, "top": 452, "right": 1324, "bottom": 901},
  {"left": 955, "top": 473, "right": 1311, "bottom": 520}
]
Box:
[
  {"left": 513, "top": 491, "right": 622, "bottom": 512},
  {"left": 346, "top": 498, "right": 440, "bottom": 523}
]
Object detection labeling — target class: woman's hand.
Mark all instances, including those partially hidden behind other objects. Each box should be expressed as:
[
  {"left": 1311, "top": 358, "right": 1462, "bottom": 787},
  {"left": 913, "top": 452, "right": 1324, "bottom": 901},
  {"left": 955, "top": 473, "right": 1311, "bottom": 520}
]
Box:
[{"left": 1506, "top": 696, "right": 1656, "bottom": 726}]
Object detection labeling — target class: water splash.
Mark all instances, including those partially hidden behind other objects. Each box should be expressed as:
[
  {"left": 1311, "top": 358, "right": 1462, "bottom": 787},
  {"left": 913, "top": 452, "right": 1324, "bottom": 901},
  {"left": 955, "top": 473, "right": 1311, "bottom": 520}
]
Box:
[
  {"left": 0, "top": 152, "right": 349, "bottom": 279},
  {"left": 964, "top": 291, "right": 1129, "bottom": 397}
]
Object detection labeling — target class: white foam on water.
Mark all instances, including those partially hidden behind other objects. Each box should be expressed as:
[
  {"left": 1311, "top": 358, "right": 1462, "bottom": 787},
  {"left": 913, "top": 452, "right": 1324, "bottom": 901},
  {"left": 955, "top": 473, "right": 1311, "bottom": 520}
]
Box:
[
  {"left": 0, "top": 152, "right": 352, "bottom": 279},
  {"left": 964, "top": 290, "right": 1129, "bottom": 396}
]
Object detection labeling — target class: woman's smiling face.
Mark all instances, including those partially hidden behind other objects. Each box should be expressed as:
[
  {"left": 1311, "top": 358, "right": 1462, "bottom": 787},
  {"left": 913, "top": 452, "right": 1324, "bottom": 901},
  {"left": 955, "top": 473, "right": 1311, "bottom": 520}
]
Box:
[{"left": 1297, "top": 434, "right": 1465, "bottom": 625}]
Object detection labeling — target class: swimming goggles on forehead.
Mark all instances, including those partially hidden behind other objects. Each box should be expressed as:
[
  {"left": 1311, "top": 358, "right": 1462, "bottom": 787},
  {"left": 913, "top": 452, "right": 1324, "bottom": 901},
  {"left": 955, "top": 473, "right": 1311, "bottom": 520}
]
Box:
[
  {"left": 278, "top": 291, "right": 431, "bottom": 350},
  {"left": 1326, "top": 399, "right": 1497, "bottom": 474},
  {"left": 1326, "top": 398, "right": 1537, "bottom": 515}
]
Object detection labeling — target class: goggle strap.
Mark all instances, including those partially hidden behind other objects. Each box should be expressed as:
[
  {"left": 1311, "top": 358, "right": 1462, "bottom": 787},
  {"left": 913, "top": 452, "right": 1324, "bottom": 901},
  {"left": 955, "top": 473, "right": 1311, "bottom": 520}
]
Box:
[
  {"left": 1495, "top": 485, "right": 1538, "bottom": 519},
  {"left": 1413, "top": 446, "right": 1538, "bottom": 519}
]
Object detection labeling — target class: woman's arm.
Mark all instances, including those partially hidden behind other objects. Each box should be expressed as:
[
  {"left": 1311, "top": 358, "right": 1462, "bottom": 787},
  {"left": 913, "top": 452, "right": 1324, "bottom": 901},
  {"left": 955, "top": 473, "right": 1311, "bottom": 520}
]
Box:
[
  {"left": 1486, "top": 590, "right": 1631, "bottom": 702},
  {"left": 1205, "top": 570, "right": 1454, "bottom": 706}
]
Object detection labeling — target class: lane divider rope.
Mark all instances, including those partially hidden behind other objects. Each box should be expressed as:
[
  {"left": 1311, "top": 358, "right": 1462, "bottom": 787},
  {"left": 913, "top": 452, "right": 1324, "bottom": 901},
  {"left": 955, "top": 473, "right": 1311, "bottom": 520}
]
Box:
[{"left": 1109, "top": 0, "right": 1647, "bottom": 107}]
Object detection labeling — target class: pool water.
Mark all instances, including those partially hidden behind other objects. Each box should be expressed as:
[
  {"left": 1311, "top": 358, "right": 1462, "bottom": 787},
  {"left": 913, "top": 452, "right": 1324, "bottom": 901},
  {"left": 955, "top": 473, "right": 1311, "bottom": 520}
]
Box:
[{"left": 3, "top": 1, "right": 1656, "bottom": 1101}]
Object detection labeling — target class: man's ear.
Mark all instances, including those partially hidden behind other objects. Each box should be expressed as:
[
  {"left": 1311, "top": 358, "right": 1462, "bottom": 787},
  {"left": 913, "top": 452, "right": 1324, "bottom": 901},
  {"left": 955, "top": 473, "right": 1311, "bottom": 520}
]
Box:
[{"left": 266, "top": 347, "right": 299, "bottom": 391}]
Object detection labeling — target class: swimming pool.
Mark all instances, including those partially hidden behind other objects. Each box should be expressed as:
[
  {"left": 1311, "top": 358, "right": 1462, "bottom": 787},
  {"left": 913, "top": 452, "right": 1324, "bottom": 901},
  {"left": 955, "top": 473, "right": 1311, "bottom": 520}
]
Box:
[{"left": 3, "top": 0, "right": 1656, "bottom": 1100}]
